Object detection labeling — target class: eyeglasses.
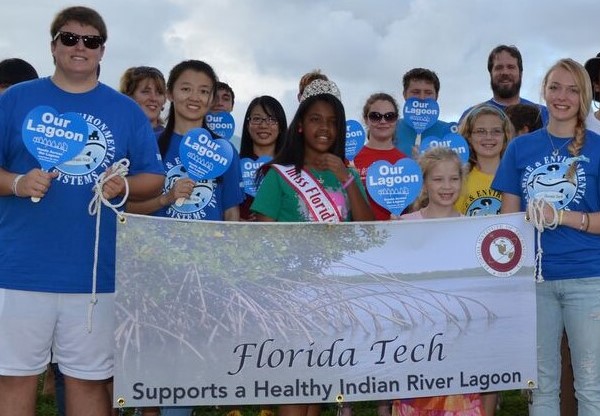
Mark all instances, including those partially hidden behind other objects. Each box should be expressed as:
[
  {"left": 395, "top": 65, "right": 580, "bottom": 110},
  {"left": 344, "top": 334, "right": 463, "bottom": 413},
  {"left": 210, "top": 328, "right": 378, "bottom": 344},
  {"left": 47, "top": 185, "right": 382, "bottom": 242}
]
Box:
[
  {"left": 53, "top": 31, "right": 105, "bottom": 50},
  {"left": 367, "top": 112, "right": 399, "bottom": 123},
  {"left": 248, "top": 116, "right": 278, "bottom": 126},
  {"left": 472, "top": 128, "right": 504, "bottom": 138}
]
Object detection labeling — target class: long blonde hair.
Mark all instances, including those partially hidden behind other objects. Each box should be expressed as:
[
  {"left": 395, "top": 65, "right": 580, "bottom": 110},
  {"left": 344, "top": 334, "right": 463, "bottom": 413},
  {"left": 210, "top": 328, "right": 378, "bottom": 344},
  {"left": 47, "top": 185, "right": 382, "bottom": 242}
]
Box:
[{"left": 542, "top": 58, "right": 592, "bottom": 179}]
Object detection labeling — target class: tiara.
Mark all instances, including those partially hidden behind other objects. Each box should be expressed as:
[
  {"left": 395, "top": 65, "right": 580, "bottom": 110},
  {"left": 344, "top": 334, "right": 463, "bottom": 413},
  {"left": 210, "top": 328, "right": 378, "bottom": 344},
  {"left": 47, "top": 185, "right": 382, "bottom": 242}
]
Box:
[{"left": 300, "top": 79, "right": 342, "bottom": 102}]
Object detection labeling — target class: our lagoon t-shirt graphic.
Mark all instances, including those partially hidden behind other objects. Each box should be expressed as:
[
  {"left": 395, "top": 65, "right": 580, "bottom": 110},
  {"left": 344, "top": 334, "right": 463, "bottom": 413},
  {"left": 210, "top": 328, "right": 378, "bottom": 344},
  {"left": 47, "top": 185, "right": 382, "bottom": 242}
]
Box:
[
  {"left": 56, "top": 114, "right": 116, "bottom": 184},
  {"left": 524, "top": 155, "right": 588, "bottom": 210},
  {"left": 164, "top": 160, "right": 216, "bottom": 217}
]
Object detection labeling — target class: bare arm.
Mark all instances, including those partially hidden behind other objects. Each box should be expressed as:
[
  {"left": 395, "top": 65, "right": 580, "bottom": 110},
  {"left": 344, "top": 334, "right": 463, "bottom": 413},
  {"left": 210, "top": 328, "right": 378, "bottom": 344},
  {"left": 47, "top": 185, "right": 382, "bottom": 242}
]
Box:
[
  {"left": 254, "top": 213, "right": 275, "bottom": 222},
  {"left": 0, "top": 167, "right": 57, "bottom": 198},
  {"left": 223, "top": 206, "right": 240, "bottom": 221},
  {"left": 343, "top": 177, "right": 375, "bottom": 221},
  {"left": 125, "top": 173, "right": 165, "bottom": 201},
  {"left": 500, "top": 193, "right": 521, "bottom": 214},
  {"left": 126, "top": 177, "right": 194, "bottom": 215},
  {"left": 315, "top": 154, "right": 374, "bottom": 222}
]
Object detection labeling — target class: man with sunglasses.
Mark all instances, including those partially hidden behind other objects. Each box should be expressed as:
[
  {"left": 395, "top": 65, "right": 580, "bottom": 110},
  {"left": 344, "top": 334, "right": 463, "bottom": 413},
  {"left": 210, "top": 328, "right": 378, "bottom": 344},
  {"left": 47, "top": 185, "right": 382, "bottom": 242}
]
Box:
[
  {"left": 394, "top": 67, "right": 454, "bottom": 157},
  {"left": 0, "top": 6, "right": 165, "bottom": 416}
]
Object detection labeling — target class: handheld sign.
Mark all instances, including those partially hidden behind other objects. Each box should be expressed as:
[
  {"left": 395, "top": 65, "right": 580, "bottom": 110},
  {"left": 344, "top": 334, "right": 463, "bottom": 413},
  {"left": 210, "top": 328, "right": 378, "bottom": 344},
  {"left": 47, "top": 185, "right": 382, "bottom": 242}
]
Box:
[
  {"left": 205, "top": 112, "right": 235, "bottom": 141},
  {"left": 177, "top": 128, "right": 233, "bottom": 206},
  {"left": 403, "top": 98, "right": 440, "bottom": 147},
  {"left": 366, "top": 159, "right": 422, "bottom": 216},
  {"left": 345, "top": 120, "right": 366, "bottom": 161},
  {"left": 241, "top": 156, "right": 272, "bottom": 197},
  {"left": 21, "top": 106, "right": 88, "bottom": 202},
  {"left": 420, "top": 133, "right": 470, "bottom": 165}
]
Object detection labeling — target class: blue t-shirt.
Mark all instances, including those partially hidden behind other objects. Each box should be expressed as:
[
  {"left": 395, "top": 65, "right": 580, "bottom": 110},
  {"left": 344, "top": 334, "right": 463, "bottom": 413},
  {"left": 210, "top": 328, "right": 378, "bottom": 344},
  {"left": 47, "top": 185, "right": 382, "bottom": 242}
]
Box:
[
  {"left": 154, "top": 132, "right": 244, "bottom": 221},
  {"left": 0, "top": 78, "right": 164, "bottom": 293},
  {"left": 394, "top": 119, "right": 454, "bottom": 157},
  {"left": 461, "top": 98, "right": 549, "bottom": 125},
  {"left": 492, "top": 128, "right": 600, "bottom": 280}
]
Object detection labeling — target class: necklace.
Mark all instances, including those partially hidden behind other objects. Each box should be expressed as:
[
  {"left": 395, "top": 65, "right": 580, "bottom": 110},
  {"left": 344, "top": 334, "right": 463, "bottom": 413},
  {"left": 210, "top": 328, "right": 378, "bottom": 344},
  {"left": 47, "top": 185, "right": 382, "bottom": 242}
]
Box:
[{"left": 546, "top": 128, "right": 571, "bottom": 157}]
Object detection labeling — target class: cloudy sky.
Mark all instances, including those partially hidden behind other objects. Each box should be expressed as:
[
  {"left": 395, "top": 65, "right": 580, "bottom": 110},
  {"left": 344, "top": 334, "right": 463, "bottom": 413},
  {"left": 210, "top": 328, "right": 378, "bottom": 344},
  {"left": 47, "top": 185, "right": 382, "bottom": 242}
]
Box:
[{"left": 1, "top": 0, "right": 598, "bottom": 134}]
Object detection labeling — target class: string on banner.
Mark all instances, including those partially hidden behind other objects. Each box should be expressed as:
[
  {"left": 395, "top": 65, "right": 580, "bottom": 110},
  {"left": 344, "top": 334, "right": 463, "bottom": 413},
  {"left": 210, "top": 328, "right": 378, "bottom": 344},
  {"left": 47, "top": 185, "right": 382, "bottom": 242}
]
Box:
[
  {"left": 87, "top": 158, "right": 130, "bottom": 332},
  {"left": 526, "top": 196, "right": 560, "bottom": 283}
]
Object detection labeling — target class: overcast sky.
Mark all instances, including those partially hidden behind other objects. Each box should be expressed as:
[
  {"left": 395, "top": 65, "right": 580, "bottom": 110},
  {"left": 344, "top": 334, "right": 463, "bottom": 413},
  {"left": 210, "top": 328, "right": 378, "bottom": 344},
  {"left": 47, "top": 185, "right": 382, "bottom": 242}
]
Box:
[{"left": 1, "top": 0, "right": 598, "bottom": 134}]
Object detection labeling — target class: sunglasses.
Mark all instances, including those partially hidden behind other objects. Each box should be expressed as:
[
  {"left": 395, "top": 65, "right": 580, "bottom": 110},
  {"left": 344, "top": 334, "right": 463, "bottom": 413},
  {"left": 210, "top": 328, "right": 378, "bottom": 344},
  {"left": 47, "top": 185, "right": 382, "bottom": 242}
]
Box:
[
  {"left": 53, "top": 31, "right": 105, "bottom": 50},
  {"left": 367, "top": 111, "right": 399, "bottom": 123}
]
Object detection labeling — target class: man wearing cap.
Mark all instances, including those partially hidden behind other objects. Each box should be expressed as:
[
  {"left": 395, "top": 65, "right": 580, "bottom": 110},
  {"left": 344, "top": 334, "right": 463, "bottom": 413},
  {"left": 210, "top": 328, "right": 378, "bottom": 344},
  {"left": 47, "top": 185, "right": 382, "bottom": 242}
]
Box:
[{"left": 585, "top": 52, "right": 600, "bottom": 133}]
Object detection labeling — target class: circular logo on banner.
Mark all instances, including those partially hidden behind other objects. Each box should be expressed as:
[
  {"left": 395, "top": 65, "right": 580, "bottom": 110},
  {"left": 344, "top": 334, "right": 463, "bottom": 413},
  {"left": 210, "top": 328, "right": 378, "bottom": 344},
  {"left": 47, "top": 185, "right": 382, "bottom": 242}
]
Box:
[
  {"left": 241, "top": 156, "right": 272, "bottom": 196},
  {"left": 476, "top": 224, "right": 525, "bottom": 277},
  {"left": 179, "top": 128, "right": 233, "bottom": 180},
  {"left": 21, "top": 106, "right": 88, "bottom": 170},
  {"left": 345, "top": 120, "right": 366, "bottom": 161},
  {"left": 419, "top": 133, "right": 470, "bottom": 164},
  {"left": 366, "top": 159, "right": 422, "bottom": 216},
  {"left": 205, "top": 112, "right": 236, "bottom": 141},
  {"left": 403, "top": 98, "right": 439, "bottom": 133}
]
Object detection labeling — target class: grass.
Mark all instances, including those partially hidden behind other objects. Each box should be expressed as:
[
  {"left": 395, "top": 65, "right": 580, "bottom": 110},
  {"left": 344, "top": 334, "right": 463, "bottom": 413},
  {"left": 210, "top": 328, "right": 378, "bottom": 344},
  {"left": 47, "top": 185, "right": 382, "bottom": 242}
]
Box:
[{"left": 37, "top": 374, "right": 528, "bottom": 416}]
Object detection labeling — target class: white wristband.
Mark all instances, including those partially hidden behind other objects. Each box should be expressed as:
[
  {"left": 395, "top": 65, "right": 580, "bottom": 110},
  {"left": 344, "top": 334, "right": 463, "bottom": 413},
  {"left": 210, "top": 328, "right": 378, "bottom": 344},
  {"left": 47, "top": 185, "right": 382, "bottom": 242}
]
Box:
[{"left": 12, "top": 174, "right": 24, "bottom": 197}]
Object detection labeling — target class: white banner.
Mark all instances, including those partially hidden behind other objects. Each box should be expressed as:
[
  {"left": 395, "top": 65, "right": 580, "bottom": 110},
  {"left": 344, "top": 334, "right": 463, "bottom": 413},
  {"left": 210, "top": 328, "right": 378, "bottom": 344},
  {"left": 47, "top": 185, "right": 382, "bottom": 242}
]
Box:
[{"left": 114, "top": 213, "right": 537, "bottom": 408}]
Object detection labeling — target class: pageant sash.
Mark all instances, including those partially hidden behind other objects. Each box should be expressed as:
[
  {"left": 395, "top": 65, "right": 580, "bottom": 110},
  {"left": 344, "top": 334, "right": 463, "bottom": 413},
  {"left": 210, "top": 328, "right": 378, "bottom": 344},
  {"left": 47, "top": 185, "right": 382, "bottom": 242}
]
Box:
[{"left": 272, "top": 164, "right": 343, "bottom": 222}]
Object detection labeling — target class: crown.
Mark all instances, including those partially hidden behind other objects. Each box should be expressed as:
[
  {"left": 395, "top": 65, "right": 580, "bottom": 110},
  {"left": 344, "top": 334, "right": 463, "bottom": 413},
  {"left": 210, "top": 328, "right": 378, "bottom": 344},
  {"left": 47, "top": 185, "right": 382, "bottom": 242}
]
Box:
[{"left": 299, "top": 79, "right": 342, "bottom": 102}]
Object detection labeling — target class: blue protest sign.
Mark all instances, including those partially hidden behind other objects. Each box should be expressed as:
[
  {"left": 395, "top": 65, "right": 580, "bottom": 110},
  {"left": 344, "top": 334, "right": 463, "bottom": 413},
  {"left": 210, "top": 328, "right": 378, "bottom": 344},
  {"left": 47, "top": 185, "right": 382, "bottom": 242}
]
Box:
[
  {"left": 402, "top": 98, "right": 440, "bottom": 134},
  {"left": 345, "top": 119, "right": 366, "bottom": 161},
  {"left": 179, "top": 128, "right": 233, "bottom": 181},
  {"left": 420, "top": 133, "right": 470, "bottom": 164},
  {"left": 241, "top": 156, "right": 272, "bottom": 196},
  {"left": 21, "top": 106, "right": 88, "bottom": 171},
  {"left": 366, "top": 159, "right": 422, "bottom": 216},
  {"left": 205, "top": 112, "right": 236, "bottom": 141}
]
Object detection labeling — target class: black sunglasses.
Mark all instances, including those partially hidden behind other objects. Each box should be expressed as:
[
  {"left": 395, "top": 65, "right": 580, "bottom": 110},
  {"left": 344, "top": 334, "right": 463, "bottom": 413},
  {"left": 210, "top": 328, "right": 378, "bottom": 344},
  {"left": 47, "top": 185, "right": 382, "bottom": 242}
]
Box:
[
  {"left": 53, "top": 31, "right": 105, "bottom": 50},
  {"left": 367, "top": 111, "right": 399, "bottom": 123}
]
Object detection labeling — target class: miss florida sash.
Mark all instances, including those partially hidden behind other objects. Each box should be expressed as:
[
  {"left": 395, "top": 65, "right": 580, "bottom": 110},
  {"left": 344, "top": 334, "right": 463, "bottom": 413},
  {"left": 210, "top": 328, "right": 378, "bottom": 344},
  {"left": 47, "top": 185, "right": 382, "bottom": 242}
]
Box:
[{"left": 272, "top": 164, "right": 343, "bottom": 222}]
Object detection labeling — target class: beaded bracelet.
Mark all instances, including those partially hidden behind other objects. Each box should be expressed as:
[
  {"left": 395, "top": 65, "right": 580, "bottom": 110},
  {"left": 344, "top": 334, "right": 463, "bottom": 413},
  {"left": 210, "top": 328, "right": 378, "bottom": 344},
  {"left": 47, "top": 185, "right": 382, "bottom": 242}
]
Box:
[
  {"left": 11, "top": 174, "right": 23, "bottom": 197},
  {"left": 342, "top": 175, "right": 354, "bottom": 189}
]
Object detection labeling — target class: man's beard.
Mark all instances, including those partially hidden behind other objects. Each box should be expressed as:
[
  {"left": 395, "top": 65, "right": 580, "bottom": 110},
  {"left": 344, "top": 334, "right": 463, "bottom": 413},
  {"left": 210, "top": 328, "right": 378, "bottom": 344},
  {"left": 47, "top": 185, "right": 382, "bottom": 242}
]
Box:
[{"left": 491, "top": 76, "right": 522, "bottom": 100}]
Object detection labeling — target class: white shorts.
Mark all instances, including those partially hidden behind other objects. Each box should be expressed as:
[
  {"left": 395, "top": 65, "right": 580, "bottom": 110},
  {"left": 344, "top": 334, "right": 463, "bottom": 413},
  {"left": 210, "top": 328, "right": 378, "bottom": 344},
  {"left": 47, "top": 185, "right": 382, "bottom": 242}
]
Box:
[{"left": 0, "top": 288, "right": 115, "bottom": 380}]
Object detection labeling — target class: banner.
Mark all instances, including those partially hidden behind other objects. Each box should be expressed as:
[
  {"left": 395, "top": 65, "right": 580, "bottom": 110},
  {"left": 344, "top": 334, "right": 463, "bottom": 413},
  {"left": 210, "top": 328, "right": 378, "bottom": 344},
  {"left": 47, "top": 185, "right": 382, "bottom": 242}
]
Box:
[{"left": 114, "top": 214, "right": 537, "bottom": 408}]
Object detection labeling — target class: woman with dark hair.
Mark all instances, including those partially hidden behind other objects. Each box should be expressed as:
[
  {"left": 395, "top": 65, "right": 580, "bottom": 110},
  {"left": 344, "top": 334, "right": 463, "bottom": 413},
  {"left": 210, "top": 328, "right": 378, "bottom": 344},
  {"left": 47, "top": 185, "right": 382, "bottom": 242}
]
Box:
[
  {"left": 251, "top": 78, "right": 373, "bottom": 416},
  {"left": 239, "top": 95, "right": 287, "bottom": 220},
  {"left": 127, "top": 59, "right": 243, "bottom": 224}
]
